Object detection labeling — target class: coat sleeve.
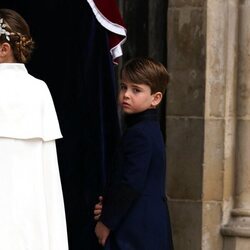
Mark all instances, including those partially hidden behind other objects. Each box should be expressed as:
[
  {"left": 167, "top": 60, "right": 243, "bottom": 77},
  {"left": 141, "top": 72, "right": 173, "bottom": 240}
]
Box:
[{"left": 100, "top": 128, "right": 152, "bottom": 230}]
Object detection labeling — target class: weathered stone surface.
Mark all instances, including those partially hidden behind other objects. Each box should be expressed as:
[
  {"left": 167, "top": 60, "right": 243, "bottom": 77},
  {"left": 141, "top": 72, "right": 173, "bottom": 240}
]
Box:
[
  {"left": 167, "top": 8, "right": 205, "bottom": 70},
  {"left": 202, "top": 202, "right": 223, "bottom": 250},
  {"left": 166, "top": 117, "right": 204, "bottom": 199},
  {"left": 167, "top": 69, "right": 205, "bottom": 116},
  {"left": 168, "top": 0, "right": 204, "bottom": 7},
  {"left": 168, "top": 200, "right": 202, "bottom": 250},
  {"left": 166, "top": 0, "right": 247, "bottom": 248},
  {"left": 235, "top": 120, "right": 250, "bottom": 208},
  {"left": 237, "top": 4, "right": 250, "bottom": 117},
  {"left": 203, "top": 119, "right": 225, "bottom": 201},
  {"left": 223, "top": 237, "right": 250, "bottom": 250}
]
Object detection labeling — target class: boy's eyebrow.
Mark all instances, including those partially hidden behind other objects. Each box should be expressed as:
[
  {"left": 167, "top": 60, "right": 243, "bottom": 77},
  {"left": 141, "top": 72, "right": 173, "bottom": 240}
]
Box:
[
  {"left": 130, "top": 83, "right": 144, "bottom": 89},
  {"left": 120, "top": 81, "right": 144, "bottom": 89}
]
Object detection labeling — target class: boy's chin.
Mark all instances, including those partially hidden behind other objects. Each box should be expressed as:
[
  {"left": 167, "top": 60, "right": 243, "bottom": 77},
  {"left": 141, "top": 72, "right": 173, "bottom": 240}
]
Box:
[
  {"left": 122, "top": 109, "right": 135, "bottom": 115},
  {"left": 123, "top": 109, "right": 147, "bottom": 115}
]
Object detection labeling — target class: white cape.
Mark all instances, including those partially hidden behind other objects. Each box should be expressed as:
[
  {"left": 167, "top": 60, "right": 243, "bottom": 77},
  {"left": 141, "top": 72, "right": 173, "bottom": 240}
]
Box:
[{"left": 0, "top": 64, "right": 68, "bottom": 250}]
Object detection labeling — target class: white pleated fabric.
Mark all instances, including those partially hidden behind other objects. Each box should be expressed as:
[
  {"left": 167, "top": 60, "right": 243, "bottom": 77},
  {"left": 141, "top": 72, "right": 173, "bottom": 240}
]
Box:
[{"left": 0, "top": 64, "right": 68, "bottom": 250}]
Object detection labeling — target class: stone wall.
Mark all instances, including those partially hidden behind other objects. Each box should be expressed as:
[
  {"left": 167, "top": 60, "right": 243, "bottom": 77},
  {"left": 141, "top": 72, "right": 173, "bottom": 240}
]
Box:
[
  {"left": 167, "top": 0, "right": 250, "bottom": 249},
  {"left": 167, "top": 0, "right": 205, "bottom": 249}
]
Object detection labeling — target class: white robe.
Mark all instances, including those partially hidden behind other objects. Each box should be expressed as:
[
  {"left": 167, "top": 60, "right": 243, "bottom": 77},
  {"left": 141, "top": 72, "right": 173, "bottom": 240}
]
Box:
[{"left": 0, "top": 64, "right": 68, "bottom": 250}]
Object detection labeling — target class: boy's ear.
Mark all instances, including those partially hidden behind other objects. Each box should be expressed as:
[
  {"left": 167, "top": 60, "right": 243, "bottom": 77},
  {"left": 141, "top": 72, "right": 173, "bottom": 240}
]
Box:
[{"left": 151, "top": 92, "right": 163, "bottom": 107}]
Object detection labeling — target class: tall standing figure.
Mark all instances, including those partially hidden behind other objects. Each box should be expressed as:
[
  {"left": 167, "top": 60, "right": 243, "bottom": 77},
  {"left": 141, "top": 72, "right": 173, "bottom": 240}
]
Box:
[
  {"left": 95, "top": 57, "right": 173, "bottom": 250},
  {"left": 0, "top": 8, "right": 68, "bottom": 250}
]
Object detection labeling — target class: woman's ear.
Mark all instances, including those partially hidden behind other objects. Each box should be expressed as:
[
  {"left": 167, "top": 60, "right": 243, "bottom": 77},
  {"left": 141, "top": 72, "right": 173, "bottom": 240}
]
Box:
[
  {"left": 0, "top": 42, "right": 12, "bottom": 60},
  {"left": 151, "top": 92, "right": 163, "bottom": 107}
]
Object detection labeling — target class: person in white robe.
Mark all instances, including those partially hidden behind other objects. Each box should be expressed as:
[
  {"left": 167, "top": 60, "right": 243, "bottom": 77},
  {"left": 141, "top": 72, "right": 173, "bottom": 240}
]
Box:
[{"left": 0, "top": 8, "right": 68, "bottom": 250}]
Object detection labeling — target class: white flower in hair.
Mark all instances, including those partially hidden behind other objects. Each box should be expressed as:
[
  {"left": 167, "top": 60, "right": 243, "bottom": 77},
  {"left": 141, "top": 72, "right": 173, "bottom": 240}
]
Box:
[{"left": 0, "top": 18, "right": 10, "bottom": 41}]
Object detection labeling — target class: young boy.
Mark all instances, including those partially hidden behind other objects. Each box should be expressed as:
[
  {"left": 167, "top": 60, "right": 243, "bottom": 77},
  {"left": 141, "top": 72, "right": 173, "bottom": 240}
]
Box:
[{"left": 95, "top": 57, "right": 173, "bottom": 250}]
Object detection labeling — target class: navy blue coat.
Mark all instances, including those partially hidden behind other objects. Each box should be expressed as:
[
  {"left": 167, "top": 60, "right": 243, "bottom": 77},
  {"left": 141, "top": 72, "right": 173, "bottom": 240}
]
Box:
[{"left": 100, "top": 109, "right": 173, "bottom": 250}]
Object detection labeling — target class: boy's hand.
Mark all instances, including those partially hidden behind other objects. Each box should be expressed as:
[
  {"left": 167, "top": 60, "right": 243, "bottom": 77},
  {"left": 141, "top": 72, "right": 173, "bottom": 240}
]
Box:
[
  {"left": 95, "top": 221, "right": 110, "bottom": 246},
  {"left": 94, "top": 196, "right": 103, "bottom": 221}
]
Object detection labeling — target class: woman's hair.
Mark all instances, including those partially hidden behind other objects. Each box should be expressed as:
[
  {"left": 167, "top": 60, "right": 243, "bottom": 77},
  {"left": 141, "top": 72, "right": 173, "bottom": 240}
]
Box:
[
  {"left": 0, "top": 8, "right": 34, "bottom": 63},
  {"left": 120, "top": 57, "right": 169, "bottom": 94}
]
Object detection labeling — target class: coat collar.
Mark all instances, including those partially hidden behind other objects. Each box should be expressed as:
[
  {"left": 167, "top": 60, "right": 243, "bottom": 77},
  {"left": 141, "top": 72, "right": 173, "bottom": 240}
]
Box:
[
  {"left": 0, "top": 63, "right": 27, "bottom": 73},
  {"left": 124, "top": 109, "right": 159, "bottom": 127}
]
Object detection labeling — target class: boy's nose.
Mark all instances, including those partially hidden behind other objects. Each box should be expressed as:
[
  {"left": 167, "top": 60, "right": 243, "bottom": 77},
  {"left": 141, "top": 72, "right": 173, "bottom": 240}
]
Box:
[{"left": 124, "top": 90, "right": 130, "bottom": 98}]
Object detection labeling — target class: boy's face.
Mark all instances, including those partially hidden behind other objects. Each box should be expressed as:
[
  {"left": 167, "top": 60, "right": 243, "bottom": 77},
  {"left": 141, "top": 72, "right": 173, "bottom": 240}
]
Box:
[{"left": 119, "top": 75, "right": 162, "bottom": 114}]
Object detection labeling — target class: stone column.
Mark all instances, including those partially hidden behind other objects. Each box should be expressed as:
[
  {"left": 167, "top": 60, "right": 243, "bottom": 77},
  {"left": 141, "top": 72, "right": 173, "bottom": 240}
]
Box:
[
  {"left": 221, "top": 1, "right": 250, "bottom": 249},
  {"left": 203, "top": 0, "right": 239, "bottom": 249}
]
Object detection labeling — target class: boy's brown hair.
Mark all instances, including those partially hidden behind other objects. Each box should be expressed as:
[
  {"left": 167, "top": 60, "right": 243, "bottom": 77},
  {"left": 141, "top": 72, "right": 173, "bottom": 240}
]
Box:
[{"left": 120, "top": 57, "right": 169, "bottom": 94}]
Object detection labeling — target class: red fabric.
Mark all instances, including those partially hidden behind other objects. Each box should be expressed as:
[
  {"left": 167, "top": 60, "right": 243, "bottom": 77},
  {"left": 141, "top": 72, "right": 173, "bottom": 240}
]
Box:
[
  {"left": 93, "top": 0, "right": 125, "bottom": 27},
  {"left": 93, "top": 0, "right": 126, "bottom": 63}
]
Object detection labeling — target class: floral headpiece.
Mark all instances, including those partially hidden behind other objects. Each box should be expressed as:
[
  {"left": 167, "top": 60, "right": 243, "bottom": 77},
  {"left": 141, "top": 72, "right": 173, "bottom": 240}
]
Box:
[{"left": 0, "top": 18, "right": 10, "bottom": 41}]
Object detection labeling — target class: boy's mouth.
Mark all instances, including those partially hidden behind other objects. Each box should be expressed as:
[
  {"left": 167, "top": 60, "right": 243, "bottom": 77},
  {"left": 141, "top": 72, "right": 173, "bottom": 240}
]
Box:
[{"left": 122, "top": 102, "right": 130, "bottom": 108}]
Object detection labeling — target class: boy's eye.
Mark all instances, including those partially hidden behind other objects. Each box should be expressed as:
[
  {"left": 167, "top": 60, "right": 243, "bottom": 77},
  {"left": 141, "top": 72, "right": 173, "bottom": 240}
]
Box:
[
  {"left": 132, "top": 88, "right": 140, "bottom": 93},
  {"left": 120, "top": 84, "right": 127, "bottom": 90}
]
